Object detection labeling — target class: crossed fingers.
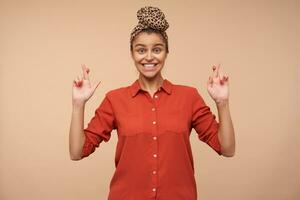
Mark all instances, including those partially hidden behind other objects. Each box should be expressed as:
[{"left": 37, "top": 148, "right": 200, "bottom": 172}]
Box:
[
  {"left": 209, "top": 64, "right": 229, "bottom": 85},
  {"left": 73, "top": 64, "right": 90, "bottom": 87}
]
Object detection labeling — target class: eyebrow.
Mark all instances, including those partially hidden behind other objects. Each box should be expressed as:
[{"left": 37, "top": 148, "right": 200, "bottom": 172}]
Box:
[{"left": 134, "top": 43, "right": 164, "bottom": 47}]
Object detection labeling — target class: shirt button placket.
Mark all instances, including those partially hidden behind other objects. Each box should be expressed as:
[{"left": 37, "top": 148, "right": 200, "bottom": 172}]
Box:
[{"left": 151, "top": 92, "right": 159, "bottom": 196}]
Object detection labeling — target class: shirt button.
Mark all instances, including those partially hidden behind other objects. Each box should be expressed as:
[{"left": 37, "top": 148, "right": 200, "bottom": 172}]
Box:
[
  {"left": 152, "top": 121, "right": 156, "bottom": 125},
  {"left": 154, "top": 95, "right": 158, "bottom": 98},
  {"left": 153, "top": 136, "right": 157, "bottom": 140},
  {"left": 152, "top": 170, "right": 157, "bottom": 175},
  {"left": 152, "top": 107, "right": 156, "bottom": 111},
  {"left": 152, "top": 188, "right": 156, "bottom": 192},
  {"left": 153, "top": 154, "right": 157, "bottom": 158}
]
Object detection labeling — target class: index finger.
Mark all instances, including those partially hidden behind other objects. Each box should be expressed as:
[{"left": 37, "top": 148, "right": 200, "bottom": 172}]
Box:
[
  {"left": 81, "top": 64, "right": 90, "bottom": 81},
  {"left": 214, "top": 63, "right": 221, "bottom": 78}
]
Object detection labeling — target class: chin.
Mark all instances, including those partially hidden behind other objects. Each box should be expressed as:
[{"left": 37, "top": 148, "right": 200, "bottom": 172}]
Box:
[{"left": 141, "top": 73, "right": 159, "bottom": 80}]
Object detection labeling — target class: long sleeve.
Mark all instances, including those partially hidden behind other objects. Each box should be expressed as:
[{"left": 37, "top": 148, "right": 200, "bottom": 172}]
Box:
[
  {"left": 82, "top": 94, "right": 116, "bottom": 158},
  {"left": 191, "top": 88, "right": 222, "bottom": 155}
]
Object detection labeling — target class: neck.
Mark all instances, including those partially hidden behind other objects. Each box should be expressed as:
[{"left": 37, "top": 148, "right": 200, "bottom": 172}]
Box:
[{"left": 138, "top": 74, "right": 164, "bottom": 93}]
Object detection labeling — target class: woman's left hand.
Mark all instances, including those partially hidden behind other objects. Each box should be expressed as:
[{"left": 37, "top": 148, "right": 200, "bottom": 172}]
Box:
[{"left": 207, "top": 64, "right": 229, "bottom": 105}]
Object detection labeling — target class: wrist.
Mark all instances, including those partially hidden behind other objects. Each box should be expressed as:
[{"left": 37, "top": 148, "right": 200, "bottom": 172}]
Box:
[
  {"left": 215, "top": 99, "right": 229, "bottom": 108},
  {"left": 72, "top": 100, "right": 86, "bottom": 108}
]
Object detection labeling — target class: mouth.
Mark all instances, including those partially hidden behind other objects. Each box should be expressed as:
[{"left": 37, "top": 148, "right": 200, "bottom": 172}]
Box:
[{"left": 142, "top": 63, "right": 158, "bottom": 71}]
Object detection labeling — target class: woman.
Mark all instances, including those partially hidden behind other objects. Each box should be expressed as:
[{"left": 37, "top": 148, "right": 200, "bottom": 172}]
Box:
[{"left": 69, "top": 6, "right": 235, "bottom": 200}]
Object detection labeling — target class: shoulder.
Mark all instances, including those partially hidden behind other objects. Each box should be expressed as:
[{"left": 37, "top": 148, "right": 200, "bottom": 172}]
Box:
[
  {"left": 105, "top": 86, "right": 127, "bottom": 98},
  {"left": 104, "top": 82, "right": 133, "bottom": 100},
  {"left": 171, "top": 81, "right": 205, "bottom": 103},
  {"left": 171, "top": 81, "right": 199, "bottom": 94}
]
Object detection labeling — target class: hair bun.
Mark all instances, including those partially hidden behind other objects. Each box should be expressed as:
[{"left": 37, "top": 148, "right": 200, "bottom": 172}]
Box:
[{"left": 136, "top": 6, "right": 169, "bottom": 31}]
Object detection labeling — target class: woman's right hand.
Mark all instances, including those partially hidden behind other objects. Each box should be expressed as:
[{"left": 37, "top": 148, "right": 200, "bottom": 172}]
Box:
[{"left": 72, "top": 64, "right": 101, "bottom": 106}]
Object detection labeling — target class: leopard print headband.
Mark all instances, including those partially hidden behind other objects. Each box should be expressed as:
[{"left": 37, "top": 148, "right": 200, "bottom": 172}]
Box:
[{"left": 130, "top": 6, "right": 169, "bottom": 44}]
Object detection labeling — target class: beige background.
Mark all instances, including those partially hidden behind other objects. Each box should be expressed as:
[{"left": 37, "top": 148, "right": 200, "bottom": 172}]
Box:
[{"left": 0, "top": 0, "right": 299, "bottom": 199}]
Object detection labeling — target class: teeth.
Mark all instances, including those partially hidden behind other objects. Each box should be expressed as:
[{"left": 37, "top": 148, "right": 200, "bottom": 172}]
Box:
[{"left": 143, "top": 64, "right": 156, "bottom": 67}]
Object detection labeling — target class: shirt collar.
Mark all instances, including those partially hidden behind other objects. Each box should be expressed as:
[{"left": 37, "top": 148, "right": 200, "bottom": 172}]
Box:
[{"left": 130, "top": 78, "right": 173, "bottom": 98}]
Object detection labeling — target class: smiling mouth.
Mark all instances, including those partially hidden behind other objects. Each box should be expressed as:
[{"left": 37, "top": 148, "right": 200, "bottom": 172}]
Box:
[
  {"left": 143, "top": 63, "right": 158, "bottom": 68},
  {"left": 142, "top": 63, "right": 158, "bottom": 71}
]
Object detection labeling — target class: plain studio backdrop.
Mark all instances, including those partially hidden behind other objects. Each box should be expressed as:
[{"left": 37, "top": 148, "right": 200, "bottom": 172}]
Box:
[{"left": 0, "top": 0, "right": 299, "bottom": 199}]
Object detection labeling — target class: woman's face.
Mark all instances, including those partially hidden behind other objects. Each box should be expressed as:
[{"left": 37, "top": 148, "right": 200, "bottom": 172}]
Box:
[{"left": 131, "top": 32, "right": 168, "bottom": 79}]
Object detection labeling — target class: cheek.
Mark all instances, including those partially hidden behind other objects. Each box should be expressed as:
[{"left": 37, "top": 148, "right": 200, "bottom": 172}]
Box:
[
  {"left": 156, "top": 54, "right": 167, "bottom": 62},
  {"left": 132, "top": 54, "right": 144, "bottom": 63}
]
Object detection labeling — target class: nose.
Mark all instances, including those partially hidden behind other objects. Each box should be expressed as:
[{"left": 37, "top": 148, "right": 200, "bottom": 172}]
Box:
[{"left": 145, "top": 51, "right": 154, "bottom": 61}]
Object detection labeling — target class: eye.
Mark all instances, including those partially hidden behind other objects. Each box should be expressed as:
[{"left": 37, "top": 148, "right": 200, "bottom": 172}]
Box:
[
  {"left": 153, "top": 48, "right": 162, "bottom": 53},
  {"left": 137, "top": 48, "right": 146, "bottom": 54}
]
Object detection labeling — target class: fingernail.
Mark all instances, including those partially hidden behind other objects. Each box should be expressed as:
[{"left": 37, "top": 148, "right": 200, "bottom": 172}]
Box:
[
  {"left": 213, "top": 66, "right": 216, "bottom": 71},
  {"left": 86, "top": 68, "right": 90, "bottom": 74},
  {"left": 220, "top": 79, "right": 224, "bottom": 85}
]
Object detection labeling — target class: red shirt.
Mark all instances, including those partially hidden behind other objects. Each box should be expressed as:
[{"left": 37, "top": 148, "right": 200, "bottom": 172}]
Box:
[{"left": 82, "top": 78, "right": 222, "bottom": 200}]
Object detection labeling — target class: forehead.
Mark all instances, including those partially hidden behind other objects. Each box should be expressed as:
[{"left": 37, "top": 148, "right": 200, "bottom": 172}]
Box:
[{"left": 133, "top": 32, "right": 165, "bottom": 47}]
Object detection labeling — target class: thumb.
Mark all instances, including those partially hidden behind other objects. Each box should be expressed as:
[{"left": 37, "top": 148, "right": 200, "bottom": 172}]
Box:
[{"left": 92, "top": 80, "right": 101, "bottom": 92}]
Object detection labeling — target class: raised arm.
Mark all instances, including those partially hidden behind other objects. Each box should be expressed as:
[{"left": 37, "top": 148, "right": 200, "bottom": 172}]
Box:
[
  {"left": 207, "top": 64, "right": 235, "bottom": 157},
  {"left": 69, "top": 64, "right": 101, "bottom": 160}
]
